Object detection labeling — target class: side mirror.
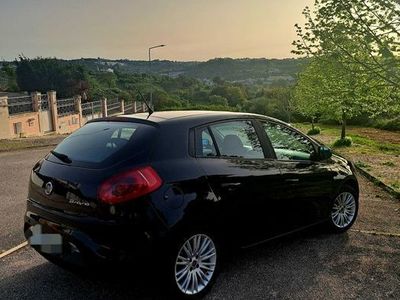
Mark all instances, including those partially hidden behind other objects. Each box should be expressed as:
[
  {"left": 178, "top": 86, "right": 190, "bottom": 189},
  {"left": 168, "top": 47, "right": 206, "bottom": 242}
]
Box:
[{"left": 318, "top": 146, "right": 332, "bottom": 160}]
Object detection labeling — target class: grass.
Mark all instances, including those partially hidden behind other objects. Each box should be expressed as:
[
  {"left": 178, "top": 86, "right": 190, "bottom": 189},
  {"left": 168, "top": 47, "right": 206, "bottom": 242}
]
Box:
[
  {"left": 391, "top": 182, "right": 400, "bottom": 190},
  {"left": 355, "top": 161, "right": 372, "bottom": 171},
  {"left": 294, "top": 123, "right": 400, "bottom": 155},
  {"left": 382, "top": 161, "right": 396, "bottom": 167},
  {"left": 294, "top": 122, "right": 400, "bottom": 194},
  {"left": 349, "top": 135, "right": 400, "bottom": 155}
]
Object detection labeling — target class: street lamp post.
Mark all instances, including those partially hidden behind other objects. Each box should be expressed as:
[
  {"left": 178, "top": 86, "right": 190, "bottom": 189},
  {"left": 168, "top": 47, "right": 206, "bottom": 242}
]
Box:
[{"left": 148, "top": 44, "right": 166, "bottom": 109}]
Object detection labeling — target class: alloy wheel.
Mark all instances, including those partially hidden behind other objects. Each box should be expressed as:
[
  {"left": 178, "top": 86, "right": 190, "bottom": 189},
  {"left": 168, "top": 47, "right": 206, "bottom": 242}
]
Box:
[
  {"left": 331, "top": 192, "right": 356, "bottom": 228},
  {"left": 174, "top": 234, "right": 217, "bottom": 295}
]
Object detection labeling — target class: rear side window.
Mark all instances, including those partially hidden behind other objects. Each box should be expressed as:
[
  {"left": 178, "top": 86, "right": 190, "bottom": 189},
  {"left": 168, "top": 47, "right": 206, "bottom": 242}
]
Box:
[
  {"left": 207, "top": 120, "right": 264, "bottom": 159},
  {"left": 50, "top": 121, "right": 156, "bottom": 167},
  {"left": 196, "top": 127, "right": 217, "bottom": 157}
]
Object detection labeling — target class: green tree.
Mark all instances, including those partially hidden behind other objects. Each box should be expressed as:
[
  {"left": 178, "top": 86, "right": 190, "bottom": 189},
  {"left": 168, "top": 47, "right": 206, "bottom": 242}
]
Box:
[
  {"left": 211, "top": 85, "right": 246, "bottom": 107},
  {"left": 94, "top": 72, "right": 117, "bottom": 89},
  {"left": 293, "top": 0, "right": 400, "bottom": 88},
  {"left": 263, "top": 87, "right": 294, "bottom": 122},
  {"left": 0, "top": 63, "right": 18, "bottom": 92},
  {"left": 293, "top": 0, "right": 400, "bottom": 139},
  {"left": 245, "top": 87, "right": 293, "bottom": 121},
  {"left": 208, "top": 95, "right": 228, "bottom": 106},
  {"left": 16, "top": 57, "right": 89, "bottom": 97},
  {"left": 293, "top": 60, "right": 325, "bottom": 129},
  {"left": 212, "top": 76, "right": 225, "bottom": 85},
  {"left": 152, "top": 90, "right": 183, "bottom": 110},
  {"left": 295, "top": 55, "right": 394, "bottom": 139},
  {"left": 246, "top": 97, "right": 273, "bottom": 116}
]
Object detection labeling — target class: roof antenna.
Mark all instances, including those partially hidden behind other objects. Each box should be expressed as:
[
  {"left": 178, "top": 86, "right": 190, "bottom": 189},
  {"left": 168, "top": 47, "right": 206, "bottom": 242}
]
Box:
[{"left": 132, "top": 85, "right": 153, "bottom": 118}]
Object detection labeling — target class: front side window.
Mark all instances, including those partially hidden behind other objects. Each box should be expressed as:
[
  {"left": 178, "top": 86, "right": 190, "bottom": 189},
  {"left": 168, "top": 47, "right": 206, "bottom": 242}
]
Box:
[
  {"left": 209, "top": 120, "right": 264, "bottom": 159},
  {"left": 262, "top": 122, "right": 315, "bottom": 161}
]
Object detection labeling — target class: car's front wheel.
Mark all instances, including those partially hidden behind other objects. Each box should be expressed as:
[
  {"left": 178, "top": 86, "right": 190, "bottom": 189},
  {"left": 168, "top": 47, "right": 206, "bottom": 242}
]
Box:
[
  {"left": 328, "top": 186, "right": 359, "bottom": 233},
  {"left": 168, "top": 232, "right": 219, "bottom": 299}
]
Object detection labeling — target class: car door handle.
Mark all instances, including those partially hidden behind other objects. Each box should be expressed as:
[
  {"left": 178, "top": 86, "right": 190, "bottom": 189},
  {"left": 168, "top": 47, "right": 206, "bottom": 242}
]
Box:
[{"left": 285, "top": 178, "right": 299, "bottom": 182}]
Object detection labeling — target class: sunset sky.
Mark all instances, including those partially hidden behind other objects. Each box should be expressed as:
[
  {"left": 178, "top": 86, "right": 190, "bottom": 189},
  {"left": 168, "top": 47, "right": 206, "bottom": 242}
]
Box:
[{"left": 0, "top": 0, "right": 313, "bottom": 61}]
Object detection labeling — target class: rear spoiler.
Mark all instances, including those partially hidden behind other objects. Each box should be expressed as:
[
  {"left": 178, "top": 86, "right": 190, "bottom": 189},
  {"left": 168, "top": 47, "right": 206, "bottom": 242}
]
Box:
[{"left": 86, "top": 116, "right": 160, "bottom": 127}]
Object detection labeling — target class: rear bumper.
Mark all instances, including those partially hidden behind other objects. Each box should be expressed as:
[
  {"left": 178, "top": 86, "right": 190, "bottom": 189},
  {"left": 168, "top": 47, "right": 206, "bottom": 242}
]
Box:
[{"left": 24, "top": 199, "right": 160, "bottom": 265}]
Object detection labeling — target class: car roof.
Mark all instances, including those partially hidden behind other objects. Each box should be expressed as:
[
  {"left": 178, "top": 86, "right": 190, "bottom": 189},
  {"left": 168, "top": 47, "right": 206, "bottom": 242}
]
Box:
[
  {"left": 89, "top": 110, "right": 286, "bottom": 129},
  {"left": 123, "top": 110, "right": 255, "bottom": 120},
  {"left": 116, "top": 110, "right": 272, "bottom": 125}
]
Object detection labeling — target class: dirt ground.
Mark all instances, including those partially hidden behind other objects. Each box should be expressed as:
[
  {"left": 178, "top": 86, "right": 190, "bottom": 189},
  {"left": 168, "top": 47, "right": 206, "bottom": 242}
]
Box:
[
  {"left": 348, "top": 127, "right": 400, "bottom": 144},
  {"left": 340, "top": 150, "right": 400, "bottom": 193}
]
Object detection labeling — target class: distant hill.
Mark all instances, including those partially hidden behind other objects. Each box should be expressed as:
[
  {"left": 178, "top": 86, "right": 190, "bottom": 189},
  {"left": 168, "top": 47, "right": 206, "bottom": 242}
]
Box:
[
  {"left": 185, "top": 58, "right": 307, "bottom": 82},
  {"left": 70, "top": 57, "right": 308, "bottom": 85},
  {"left": 2, "top": 57, "right": 308, "bottom": 88},
  {"left": 70, "top": 58, "right": 196, "bottom": 77}
]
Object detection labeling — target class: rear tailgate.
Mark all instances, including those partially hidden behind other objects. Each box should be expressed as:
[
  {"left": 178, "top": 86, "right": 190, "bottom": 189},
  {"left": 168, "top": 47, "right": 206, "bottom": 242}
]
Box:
[
  {"left": 28, "top": 120, "right": 158, "bottom": 216},
  {"left": 29, "top": 159, "right": 108, "bottom": 216}
]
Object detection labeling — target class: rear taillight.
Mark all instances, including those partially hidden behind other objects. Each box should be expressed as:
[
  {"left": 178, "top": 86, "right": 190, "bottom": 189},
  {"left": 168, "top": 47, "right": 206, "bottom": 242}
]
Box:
[{"left": 98, "top": 166, "right": 162, "bottom": 204}]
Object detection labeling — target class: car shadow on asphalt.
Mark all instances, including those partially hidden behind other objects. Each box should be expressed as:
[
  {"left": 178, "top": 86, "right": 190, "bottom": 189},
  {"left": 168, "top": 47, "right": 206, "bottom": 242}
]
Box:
[{"left": 1, "top": 227, "right": 352, "bottom": 300}]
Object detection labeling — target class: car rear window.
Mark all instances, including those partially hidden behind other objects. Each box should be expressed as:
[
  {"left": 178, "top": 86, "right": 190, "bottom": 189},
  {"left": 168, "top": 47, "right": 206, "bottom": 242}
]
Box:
[{"left": 49, "top": 121, "right": 157, "bottom": 168}]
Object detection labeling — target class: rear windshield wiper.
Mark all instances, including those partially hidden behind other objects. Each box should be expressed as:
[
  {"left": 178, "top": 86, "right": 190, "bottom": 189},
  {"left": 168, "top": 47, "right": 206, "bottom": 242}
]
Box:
[{"left": 50, "top": 150, "right": 72, "bottom": 164}]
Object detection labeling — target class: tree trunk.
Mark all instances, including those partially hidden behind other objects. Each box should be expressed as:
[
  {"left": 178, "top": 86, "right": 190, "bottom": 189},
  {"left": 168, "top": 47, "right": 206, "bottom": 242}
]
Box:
[
  {"left": 311, "top": 117, "right": 315, "bottom": 130},
  {"left": 341, "top": 110, "right": 346, "bottom": 140}
]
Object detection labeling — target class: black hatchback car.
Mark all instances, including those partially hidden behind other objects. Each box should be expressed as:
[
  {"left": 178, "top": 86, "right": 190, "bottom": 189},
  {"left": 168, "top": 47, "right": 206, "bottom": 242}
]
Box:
[{"left": 24, "top": 111, "right": 359, "bottom": 298}]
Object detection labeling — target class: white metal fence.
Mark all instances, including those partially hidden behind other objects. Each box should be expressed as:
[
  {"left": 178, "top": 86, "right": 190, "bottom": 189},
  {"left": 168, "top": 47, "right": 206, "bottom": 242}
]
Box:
[
  {"left": 81, "top": 100, "right": 102, "bottom": 117},
  {"left": 107, "top": 98, "right": 121, "bottom": 116}
]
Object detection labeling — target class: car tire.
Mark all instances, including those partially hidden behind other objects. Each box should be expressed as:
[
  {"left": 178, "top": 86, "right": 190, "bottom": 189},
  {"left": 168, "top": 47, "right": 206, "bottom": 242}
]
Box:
[
  {"left": 164, "top": 231, "right": 220, "bottom": 299},
  {"left": 327, "top": 185, "right": 359, "bottom": 233}
]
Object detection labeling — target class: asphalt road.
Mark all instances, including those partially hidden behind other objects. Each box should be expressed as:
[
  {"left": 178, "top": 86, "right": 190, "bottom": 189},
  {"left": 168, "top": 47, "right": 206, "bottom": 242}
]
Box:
[
  {"left": 0, "top": 147, "right": 54, "bottom": 252},
  {"left": 1, "top": 147, "right": 399, "bottom": 299}
]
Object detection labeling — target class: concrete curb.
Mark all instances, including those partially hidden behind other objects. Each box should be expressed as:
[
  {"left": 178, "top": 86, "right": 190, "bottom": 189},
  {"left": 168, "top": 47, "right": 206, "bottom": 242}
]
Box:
[{"left": 355, "top": 165, "right": 400, "bottom": 200}]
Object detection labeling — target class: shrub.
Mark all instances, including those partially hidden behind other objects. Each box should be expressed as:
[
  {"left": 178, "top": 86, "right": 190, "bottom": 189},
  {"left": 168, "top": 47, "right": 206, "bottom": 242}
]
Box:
[
  {"left": 332, "top": 137, "right": 352, "bottom": 147},
  {"left": 307, "top": 126, "right": 321, "bottom": 135},
  {"left": 375, "top": 118, "right": 400, "bottom": 131}
]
